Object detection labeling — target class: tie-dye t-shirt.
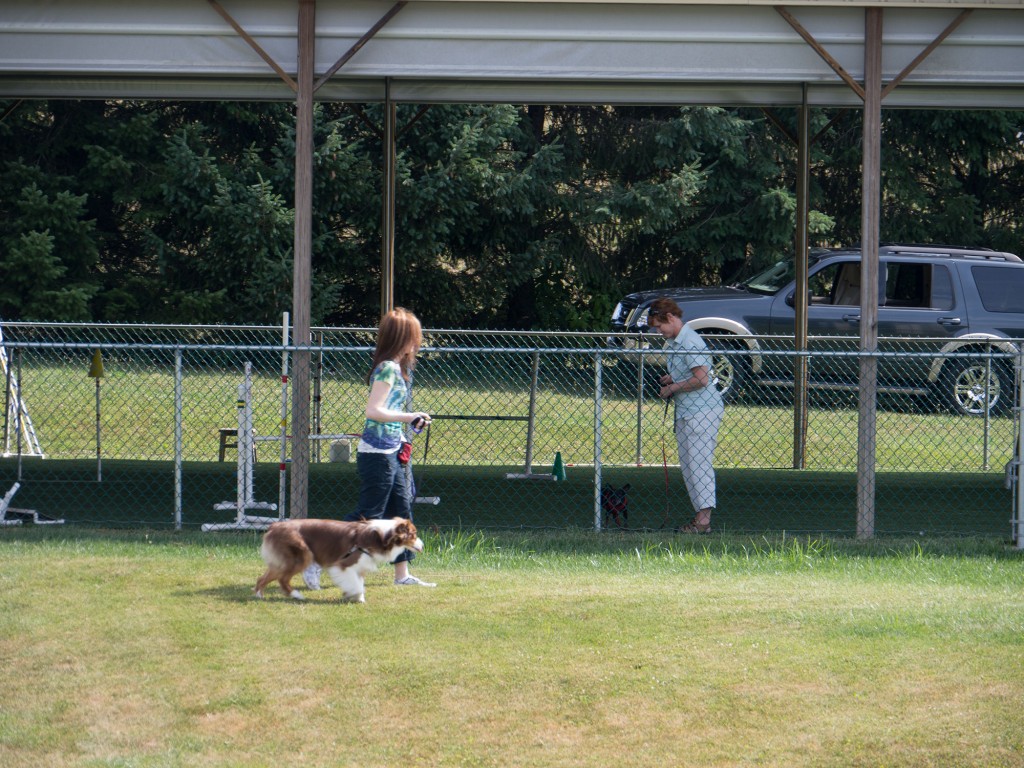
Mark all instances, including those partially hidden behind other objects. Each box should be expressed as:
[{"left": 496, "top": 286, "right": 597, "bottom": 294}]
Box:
[{"left": 358, "top": 360, "right": 408, "bottom": 453}]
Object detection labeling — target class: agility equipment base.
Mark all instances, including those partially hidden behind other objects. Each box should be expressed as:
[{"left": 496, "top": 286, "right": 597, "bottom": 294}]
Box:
[{"left": 0, "top": 482, "right": 63, "bottom": 526}]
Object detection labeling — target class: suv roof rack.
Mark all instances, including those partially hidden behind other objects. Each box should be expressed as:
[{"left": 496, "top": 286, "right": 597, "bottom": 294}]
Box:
[
  {"left": 838, "top": 243, "right": 1022, "bottom": 264},
  {"left": 882, "top": 245, "right": 1022, "bottom": 263},
  {"left": 880, "top": 242, "right": 995, "bottom": 252}
]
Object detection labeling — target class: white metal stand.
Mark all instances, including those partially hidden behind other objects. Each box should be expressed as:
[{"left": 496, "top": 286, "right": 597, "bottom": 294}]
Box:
[
  {"left": 0, "top": 482, "right": 63, "bottom": 526},
  {"left": 1, "top": 326, "right": 44, "bottom": 458},
  {"left": 202, "top": 363, "right": 280, "bottom": 531}
]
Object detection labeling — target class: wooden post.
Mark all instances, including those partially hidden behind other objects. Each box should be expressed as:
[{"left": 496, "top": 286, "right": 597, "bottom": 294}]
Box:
[
  {"left": 290, "top": 0, "right": 315, "bottom": 518},
  {"left": 381, "top": 77, "right": 396, "bottom": 314},
  {"left": 793, "top": 83, "right": 810, "bottom": 470},
  {"left": 857, "top": 8, "right": 882, "bottom": 539}
]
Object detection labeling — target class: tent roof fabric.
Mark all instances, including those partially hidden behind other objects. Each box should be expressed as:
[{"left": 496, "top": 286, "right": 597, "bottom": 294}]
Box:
[{"left": 1, "top": 0, "right": 1023, "bottom": 106}]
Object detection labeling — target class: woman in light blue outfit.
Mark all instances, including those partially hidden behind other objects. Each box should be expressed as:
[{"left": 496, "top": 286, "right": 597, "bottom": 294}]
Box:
[
  {"left": 304, "top": 307, "right": 435, "bottom": 589},
  {"left": 647, "top": 298, "right": 725, "bottom": 534}
]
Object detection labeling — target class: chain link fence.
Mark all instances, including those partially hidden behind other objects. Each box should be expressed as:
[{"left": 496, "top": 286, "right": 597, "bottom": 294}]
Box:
[{"left": 1, "top": 322, "right": 1020, "bottom": 540}]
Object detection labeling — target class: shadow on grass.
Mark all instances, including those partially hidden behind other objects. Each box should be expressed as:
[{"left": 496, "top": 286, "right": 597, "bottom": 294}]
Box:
[
  {"left": 182, "top": 584, "right": 260, "bottom": 603},
  {"left": 2, "top": 521, "right": 1020, "bottom": 561}
]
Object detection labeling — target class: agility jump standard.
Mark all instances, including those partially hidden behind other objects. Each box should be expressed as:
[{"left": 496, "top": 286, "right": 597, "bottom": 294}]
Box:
[
  {"left": 202, "top": 362, "right": 280, "bottom": 531},
  {"left": 1, "top": 327, "right": 43, "bottom": 458}
]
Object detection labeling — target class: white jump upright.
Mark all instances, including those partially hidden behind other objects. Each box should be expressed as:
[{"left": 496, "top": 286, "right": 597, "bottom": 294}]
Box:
[
  {"left": 203, "top": 362, "right": 280, "bottom": 531},
  {"left": 1, "top": 325, "right": 44, "bottom": 458},
  {"left": 0, "top": 482, "right": 22, "bottom": 526}
]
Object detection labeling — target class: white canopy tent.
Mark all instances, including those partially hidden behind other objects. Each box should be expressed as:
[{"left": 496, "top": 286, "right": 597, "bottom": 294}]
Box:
[
  {"left": 2, "top": 0, "right": 1023, "bottom": 532},
  {"left": 2, "top": 1, "right": 1024, "bottom": 107}
]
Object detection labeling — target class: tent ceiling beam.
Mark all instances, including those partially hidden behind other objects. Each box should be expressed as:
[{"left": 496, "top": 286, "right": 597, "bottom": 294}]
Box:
[
  {"left": 207, "top": 0, "right": 297, "bottom": 92},
  {"left": 315, "top": 1, "right": 407, "bottom": 92},
  {"left": 882, "top": 8, "right": 973, "bottom": 99},
  {"left": 775, "top": 5, "right": 867, "bottom": 100}
]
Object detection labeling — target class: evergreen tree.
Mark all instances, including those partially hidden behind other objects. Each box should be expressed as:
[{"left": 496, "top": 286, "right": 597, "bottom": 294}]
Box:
[
  {"left": 815, "top": 109, "right": 1024, "bottom": 255},
  {"left": 1, "top": 99, "right": 1021, "bottom": 329}
]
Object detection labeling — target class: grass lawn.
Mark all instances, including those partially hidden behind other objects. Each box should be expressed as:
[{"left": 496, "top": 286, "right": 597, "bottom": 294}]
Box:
[{"left": 1, "top": 528, "right": 1022, "bottom": 767}]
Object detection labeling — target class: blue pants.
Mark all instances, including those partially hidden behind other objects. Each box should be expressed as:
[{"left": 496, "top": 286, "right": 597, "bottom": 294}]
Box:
[{"left": 344, "top": 450, "right": 415, "bottom": 563}]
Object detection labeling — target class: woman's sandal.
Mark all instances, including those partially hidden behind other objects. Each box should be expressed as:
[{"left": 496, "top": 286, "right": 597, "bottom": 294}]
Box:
[{"left": 677, "top": 520, "right": 712, "bottom": 535}]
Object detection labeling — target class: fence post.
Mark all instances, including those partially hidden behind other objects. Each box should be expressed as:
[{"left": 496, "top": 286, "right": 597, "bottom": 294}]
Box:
[
  {"left": 594, "top": 351, "right": 603, "bottom": 532},
  {"left": 313, "top": 329, "right": 323, "bottom": 463},
  {"left": 173, "top": 348, "right": 183, "bottom": 530},
  {"left": 15, "top": 350, "right": 22, "bottom": 481},
  {"left": 636, "top": 349, "right": 645, "bottom": 465},
  {"left": 523, "top": 350, "right": 540, "bottom": 474},
  {"left": 982, "top": 343, "right": 992, "bottom": 470},
  {"left": 279, "top": 315, "right": 290, "bottom": 519},
  {"left": 1016, "top": 348, "right": 1024, "bottom": 549}
]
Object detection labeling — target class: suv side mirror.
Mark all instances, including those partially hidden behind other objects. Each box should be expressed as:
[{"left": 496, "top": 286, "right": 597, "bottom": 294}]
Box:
[{"left": 785, "top": 290, "right": 811, "bottom": 308}]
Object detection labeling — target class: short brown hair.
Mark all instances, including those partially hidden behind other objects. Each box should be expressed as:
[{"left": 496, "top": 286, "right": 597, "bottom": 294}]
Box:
[
  {"left": 370, "top": 307, "right": 422, "bottom": 381},
  {"left": 647, "top": 298, "right": 683, "bottom": 324}
]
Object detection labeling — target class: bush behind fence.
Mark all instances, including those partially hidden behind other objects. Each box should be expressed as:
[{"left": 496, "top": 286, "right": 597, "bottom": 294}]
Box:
[{"left": 0, "top": 323, "right": 1019, "bottom": 538}]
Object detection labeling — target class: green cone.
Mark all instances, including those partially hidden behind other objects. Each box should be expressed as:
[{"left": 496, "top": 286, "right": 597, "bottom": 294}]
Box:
[{"left": 553, "top": 451, "right": 566, "bottom": 481}]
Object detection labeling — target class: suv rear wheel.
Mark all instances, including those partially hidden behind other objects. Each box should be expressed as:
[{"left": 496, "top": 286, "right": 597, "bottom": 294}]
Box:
[{"left": 937, "top": 355, "right": 1013, "bottom": 417}]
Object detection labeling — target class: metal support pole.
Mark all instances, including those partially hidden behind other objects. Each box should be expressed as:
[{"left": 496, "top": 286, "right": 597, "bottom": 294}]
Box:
[
  {"left": 594, "top": 352, "right": 604, "bottom": 532},
  {"left": 3, "top": 341, "right": 10, "bottom": 455},
  {"left": 982, "top": 344, "right": 991, "bottom": 470},
  {"left": 1016, "top": 349, "right": 1024, "bottom": 548},
  {"left": 279, "top": 313, "right": 290, "bottom": 519},
  {"left": 523, "top": 351, "right": 540, "bottom": 473},
  {"left": 313, "top": 330, "right": 323, "bottom": 463},
  {"left": 16, "top": 349, "right": 22, "bottom": 482},
  {"left": 636, "top": 350, "right": 645, "bottom": 465},
  {"left": 174, "top": 348, "right": 183, "bottom": 530},
  {"left": 94, "top": 376, "right": 102, "bottom": 482}
]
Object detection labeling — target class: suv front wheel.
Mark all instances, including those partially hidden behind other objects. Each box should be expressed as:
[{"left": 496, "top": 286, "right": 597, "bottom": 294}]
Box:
[{"left": 937, "top": 355, "right": 1013, "bottom": 417}]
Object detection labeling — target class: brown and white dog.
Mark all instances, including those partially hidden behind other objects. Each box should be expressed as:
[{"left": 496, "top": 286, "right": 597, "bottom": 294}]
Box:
[{"left": 255, "top": 517, "right": 423, "bottom": 603}]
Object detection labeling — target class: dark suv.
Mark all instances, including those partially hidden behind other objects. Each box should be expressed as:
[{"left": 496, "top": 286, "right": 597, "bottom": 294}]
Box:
[{"left": 609, "top": 244, "right": 1024, "bottom": 415}]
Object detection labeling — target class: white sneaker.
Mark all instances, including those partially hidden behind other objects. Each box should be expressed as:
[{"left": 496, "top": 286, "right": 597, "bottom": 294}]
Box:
[
  {"left": 302, "top": 564, "right": 322, "bottom": 590},
  {"left": 394, "top": 575, "right": 436, "bottom": 587}
]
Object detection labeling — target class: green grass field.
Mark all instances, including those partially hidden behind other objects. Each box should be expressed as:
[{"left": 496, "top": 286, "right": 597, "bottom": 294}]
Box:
[{"left": 1, "top": 528, "right": 1022, "bottom": 767}]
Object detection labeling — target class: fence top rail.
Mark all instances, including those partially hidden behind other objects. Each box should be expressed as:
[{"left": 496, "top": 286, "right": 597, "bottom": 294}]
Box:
[
  {"left": 4, "top": 321, "right": 1022, "bottom": 347},
  {"left": 2, "top": 320, "right": 614, "bottom": 339},
  {"left": 0, "top": 339, "right": 1019, "bottom": 361}
]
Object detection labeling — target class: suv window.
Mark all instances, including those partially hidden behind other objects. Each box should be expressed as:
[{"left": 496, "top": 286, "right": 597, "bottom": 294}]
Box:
[
  {"left": 884, "top": 262, "right": 954, "bottom": 310},
  {"left": 808, "top": 263, "right": 839, "bottom": 304},
  {"left": 930, "top": 265, "right": 955, "bottom": 310},
  {"left": 745, "top": 260, "right": 794, "bottom": 295},
  {"left": 973, "top": 265, "right": 1024, "bottom": 313}
]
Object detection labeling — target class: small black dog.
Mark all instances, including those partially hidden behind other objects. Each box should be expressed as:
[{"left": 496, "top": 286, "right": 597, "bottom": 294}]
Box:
[{"left": 601, "top": 483, "right": 630, "bottom": 529}]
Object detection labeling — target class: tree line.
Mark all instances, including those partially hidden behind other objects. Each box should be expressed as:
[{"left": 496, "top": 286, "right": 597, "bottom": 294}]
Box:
[{"left": 1, "top": 100, "right": 1021, "bottom": 329}]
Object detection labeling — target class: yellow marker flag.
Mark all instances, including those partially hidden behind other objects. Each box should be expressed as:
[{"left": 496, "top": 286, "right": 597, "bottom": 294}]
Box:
[{"left": 88, "top": 350, "right": 105, "bottom": 379}]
